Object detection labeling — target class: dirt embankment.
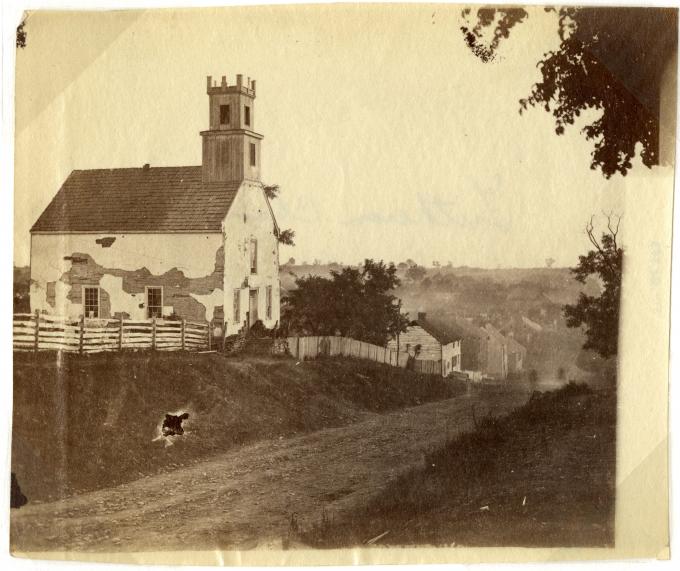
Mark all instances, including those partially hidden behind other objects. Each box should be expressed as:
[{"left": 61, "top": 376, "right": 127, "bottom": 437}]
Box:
[
  {"left": 12, "top": 351, "right": 461, "bottom": 503},
  {"left": 11, "top": 385, "right": 530, "bottom": 553},
  {"left": 301, "top": 382, "right": 616, "bottom": 548}
]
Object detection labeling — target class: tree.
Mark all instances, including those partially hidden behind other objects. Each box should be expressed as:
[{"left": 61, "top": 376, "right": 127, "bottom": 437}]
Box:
[
  {"left": 545, "top": 257, "right": 556, "bottom": 268},
  {"left": 461, "top": 7, "right": 677, "bottom": 178},
  {"left": 563, "top": 214, "right": 623, "bottom": 358},
  {"left": 263, "top": 184, "right": 280, "bottom": 200},
  {"left": 263, "top": 182, "right": 296, "bottom": 246},
  {"left": 405, "top": 265, "right": 427, "bottom": 282},
  {"left": 277, "top": 229, "right": 295, "bottom": 246},
  {"left": 282, "top": 259, "right": 409, "bottom": 345},
  {"left": 286, "top": 257, "right": 296, "bottom": 266}
]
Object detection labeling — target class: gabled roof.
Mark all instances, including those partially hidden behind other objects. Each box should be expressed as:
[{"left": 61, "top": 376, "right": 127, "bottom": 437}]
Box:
[
  {"left": 31, "top": 166, "right": 242, "bottom": 233},
  {"left": 425, "top": 317, "right": 488, "bottom": 342},
  {"left": 412, "top": 317, "right": 462, "bottom": 345}
]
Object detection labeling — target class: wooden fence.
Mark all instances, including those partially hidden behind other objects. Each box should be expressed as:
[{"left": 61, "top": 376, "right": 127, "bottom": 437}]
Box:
[
  {"left": 286, "top": 336, "right": 410, "bottom": 368},
  {"left": 412, "top": 359, "right": 442, "bottom": 376},
  {"left": 13, "top": 312, "right": 210, "bottom": 354}
]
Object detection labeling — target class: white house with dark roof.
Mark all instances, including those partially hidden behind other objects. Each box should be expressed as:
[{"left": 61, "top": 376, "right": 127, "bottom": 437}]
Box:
[
  {"left": 387, "top": 312, "right": 462, "bottom": 377},
  {"left": 30, "top": 74, "right": 281, "bottom": 336}
]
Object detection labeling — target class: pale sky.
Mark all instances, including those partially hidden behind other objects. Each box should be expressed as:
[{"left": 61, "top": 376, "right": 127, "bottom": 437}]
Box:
[{"left": 14, "top": 5, "right": 641, "bottom": 269}]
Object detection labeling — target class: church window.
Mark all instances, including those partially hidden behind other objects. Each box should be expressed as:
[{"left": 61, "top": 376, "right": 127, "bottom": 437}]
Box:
[
  {"left": 250, "top": 143, "right": 256, "bottom": 166},
  {"left": 220, "top": 104, "right": 230, "bottom": 125},
  {"left": 244, "top": 105, "right": 251, "bottom": 126},
  {"left": 250, "top": 238, "right": 258, "bottom": 274},
  {"left": 146, "top": 286, "right": 163, "bottom": 318},
  {"left": 233, "top": 289, "right": 241, "bottom": 322},
  {"left": 83, "top": 286, "right": 100, "bottom": 318},
  {"left": 266, "top": 286, "right": 272, "bottom": 319}
]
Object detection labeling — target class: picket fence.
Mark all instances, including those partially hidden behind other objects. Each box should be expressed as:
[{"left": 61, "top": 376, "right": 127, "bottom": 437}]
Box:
[
  {"left": 13, "top": 312, "right": 211, "bottom": 354},
  {"left": 286, "top": 335, "right": 410, "bottom": 369}
]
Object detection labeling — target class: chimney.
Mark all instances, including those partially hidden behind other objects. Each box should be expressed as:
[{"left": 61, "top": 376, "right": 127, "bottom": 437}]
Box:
[
  {"left": 417, "top": 311, "right": 427, "bottom": 322},
  {"left": 236, "top": 74, "right": 243, "bottom": 88}
]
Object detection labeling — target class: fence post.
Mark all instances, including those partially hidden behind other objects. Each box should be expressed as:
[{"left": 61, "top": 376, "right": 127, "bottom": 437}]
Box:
[
  {"left": 181, "top": 319, "right": 186, "bottom": 351},
  {"left": 78, "top": 315, "right": 84, "bottom": 355},
  {"left": 118, "top": 316, "right": 123, "bottom": 351},
  {"left": 151, "top": 316, "right": 157, "bottom": 350},
  {"left": 33, "top": 310, "right": 40, "bottom": 353}
]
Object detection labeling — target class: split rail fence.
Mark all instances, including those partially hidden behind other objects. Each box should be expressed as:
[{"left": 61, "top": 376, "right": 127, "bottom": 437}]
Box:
[{"left": 13, "top": 312, "right": 210, "bottom": 354}]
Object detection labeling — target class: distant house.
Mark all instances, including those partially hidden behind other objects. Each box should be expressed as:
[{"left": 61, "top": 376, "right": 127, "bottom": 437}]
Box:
[
  {"left": 505, "top": 334, "right": 527, "bottom": 375},
  {"left": 428, "top": 318, "right": 510, "bottom": 381},
  {"left": 387, "top": 312, "right": 462, "bottom": 377},
  {"left": 482, "top": 324, "right": 509, "bottom": 380}
]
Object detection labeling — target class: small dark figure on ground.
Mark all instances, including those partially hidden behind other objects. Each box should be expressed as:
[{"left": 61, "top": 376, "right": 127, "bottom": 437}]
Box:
[
  {"left": 11, "top": 472, "right": 27, "bottom": 509},
  {"left": 162, "top": 412, "right": 190, "bottom": 437}
]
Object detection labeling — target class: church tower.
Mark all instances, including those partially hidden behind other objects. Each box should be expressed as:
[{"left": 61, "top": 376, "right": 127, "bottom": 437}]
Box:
[{"left": 201, "top": 74, "right": 263, "bottom": 183}]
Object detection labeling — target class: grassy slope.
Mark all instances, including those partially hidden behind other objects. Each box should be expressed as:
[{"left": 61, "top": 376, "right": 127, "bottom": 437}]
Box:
[
  {"left": 12, "top": 352, "right": 460, "bottom": 503},
  {"left": 301, "top": 383, "right": 616, "bottom": 548}
]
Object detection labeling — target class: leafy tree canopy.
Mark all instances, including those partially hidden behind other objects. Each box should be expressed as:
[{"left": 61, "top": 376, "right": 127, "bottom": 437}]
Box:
[
  {"left": 282, "top": 259, "right": 409, "bottom": 345},
  {"left": 563, "top": 214, "right": 622, "bottom": 358},
  {"left": 263, "top": 184, "right": 280, "bottom": 200},
  {"left": 277, "top": 228, "right": 295, "bottom": 246},
  {"left": 461, "top": 7, "right": 677, "bottom": 178}
]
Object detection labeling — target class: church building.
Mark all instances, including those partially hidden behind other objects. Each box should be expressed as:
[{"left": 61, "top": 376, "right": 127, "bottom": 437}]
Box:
[{"left": 29, "top": 74, "right": 281, "bottom": 337}]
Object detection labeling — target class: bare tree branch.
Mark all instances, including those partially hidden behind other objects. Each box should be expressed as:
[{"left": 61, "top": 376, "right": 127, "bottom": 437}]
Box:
[{"left": 603, "top": 211, "right": 622, "bottom": 250}]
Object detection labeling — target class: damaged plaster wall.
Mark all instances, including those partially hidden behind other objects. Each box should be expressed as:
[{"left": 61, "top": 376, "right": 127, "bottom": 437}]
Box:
[
  {"left": 222, "top": 182, "right": 281, "bottom": 336},
  {"left": 189, "top": 288, "right": 224, "bottom": 322},
  {"left": 30, "top": 233, "right": 225, "bottom": 322}
]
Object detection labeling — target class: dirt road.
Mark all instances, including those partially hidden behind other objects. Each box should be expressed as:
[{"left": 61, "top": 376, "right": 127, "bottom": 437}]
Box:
[{"left": 11, "top": 386, "right": 529, "bottom": 553}]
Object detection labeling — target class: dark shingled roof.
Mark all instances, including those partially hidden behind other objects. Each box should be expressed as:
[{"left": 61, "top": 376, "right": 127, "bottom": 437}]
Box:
[
  {"left": 31, "top": 166, "right": 241, "bottom": 233},
  {"left": 424, "top": 316, "right": 487, "bottom": 343},
  {"left": 412, "top": 317, "right": 463, "bottom": 345}
]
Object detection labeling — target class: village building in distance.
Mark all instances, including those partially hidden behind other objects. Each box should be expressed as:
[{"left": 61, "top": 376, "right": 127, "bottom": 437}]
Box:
[
  {"left": 387, "top": 312, "right": 463, "bottom": 377},
  {"left": 29, "top": 75, "right": 281, "bottom": 337},
  {"left": 393, "top": 312, "right": 527, "bottom": 381}
]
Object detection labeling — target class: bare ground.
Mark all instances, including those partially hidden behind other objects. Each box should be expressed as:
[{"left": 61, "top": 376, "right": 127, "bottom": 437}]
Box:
[{"left": 11, "top": 385, "right": 529, "bottom": 553}]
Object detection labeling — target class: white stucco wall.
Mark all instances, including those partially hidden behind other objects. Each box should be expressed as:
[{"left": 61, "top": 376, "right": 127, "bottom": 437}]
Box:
[
  {"left": 222, "top": 181, "right": 281, "bottom": 336},
  {"left": 30, "top": 184, "right": 280, "bottom": 330},
  {"left": 30, "top": 232, "right": 224, "bottom": 320}
]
